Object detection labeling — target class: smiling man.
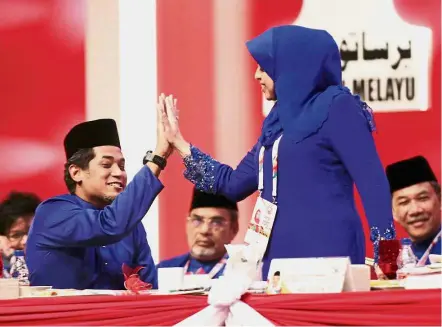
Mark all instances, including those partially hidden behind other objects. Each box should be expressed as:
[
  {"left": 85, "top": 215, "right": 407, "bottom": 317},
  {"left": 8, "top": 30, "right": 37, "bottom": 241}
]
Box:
[
  {"left": 26, "top": 117, "right": 171, "bottom": 289},
  {"left": 157, "top": 188, "right": 238, "bottom": 279},
  {"left": 386, "top": 156, "right": 441, "bottom": 264}
]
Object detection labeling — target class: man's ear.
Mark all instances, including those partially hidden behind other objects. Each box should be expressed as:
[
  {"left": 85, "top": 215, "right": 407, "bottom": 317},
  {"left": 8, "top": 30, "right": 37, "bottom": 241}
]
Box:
[{"left": 69, "top": 164, "right": 83, "bottom": 183}]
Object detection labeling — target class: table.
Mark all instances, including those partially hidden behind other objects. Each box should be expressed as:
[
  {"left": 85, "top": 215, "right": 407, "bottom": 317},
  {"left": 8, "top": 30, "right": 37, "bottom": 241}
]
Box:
[{"left": 0, "top": 289, "right": 440, "bottom": 326}]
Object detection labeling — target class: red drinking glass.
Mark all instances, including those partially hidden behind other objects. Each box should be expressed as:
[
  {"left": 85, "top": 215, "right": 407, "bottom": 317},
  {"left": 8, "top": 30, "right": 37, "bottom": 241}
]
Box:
[{"left": 378, "top": 239, "right": 401, "bottom": 279}]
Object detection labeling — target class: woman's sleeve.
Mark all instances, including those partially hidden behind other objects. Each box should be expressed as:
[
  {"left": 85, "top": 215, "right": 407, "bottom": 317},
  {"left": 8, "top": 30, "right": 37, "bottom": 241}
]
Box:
[
  {"left": 183, "top": 143, "right": 259, "bottom": 202},
  {"left": 325, "top": 94, "right": 396, "bottom": 262}
]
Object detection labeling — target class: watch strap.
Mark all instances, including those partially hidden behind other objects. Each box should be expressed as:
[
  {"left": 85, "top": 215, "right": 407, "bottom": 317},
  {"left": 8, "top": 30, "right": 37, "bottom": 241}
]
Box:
[{"left": 143, "top": 151, "right": 167, "bottom": 170}]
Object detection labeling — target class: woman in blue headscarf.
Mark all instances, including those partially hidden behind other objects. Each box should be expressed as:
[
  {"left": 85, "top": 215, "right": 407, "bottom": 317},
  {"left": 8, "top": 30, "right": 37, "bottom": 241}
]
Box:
[{"left": 159, "top": 25, "right": 395, "bottom": 278}]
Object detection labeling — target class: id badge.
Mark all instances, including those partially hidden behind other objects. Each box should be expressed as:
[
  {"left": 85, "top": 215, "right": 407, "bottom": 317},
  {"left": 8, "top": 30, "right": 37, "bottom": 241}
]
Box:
[{"left": 244, "top": 196, "right": 277, "bottom": 259}]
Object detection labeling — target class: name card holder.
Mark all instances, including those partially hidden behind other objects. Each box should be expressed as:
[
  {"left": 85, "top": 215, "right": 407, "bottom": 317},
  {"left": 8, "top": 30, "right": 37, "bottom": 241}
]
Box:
[{"left": 266, "top": 257, "right": 357, "bottom": 294}]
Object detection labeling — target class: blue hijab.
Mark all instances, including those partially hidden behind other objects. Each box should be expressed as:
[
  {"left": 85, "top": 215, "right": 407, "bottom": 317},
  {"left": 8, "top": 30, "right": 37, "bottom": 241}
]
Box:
[{"left": 246, "top": 25, "right": 375, "bottom": 147}]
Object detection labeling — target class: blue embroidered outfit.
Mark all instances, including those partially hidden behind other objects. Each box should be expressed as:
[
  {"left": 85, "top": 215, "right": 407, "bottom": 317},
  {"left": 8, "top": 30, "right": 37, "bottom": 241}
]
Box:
[{"left": 182, "top": 25, "right": 395, "bottom": 278}]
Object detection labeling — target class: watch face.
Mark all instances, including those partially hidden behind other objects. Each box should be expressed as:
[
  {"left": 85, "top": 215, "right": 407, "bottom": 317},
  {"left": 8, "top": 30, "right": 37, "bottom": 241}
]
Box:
[
  {"left": 145, "top": 152, "right": 154, "bottom": 160},
  {"left": 143, "top": 151, "right": 166, "bottom": 169}
]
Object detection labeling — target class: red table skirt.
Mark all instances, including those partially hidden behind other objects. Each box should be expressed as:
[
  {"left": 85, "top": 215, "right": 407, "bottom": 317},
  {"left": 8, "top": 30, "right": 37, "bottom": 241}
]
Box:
[{"left": 0, "top": 289, "right": 440, "bottom": 326}]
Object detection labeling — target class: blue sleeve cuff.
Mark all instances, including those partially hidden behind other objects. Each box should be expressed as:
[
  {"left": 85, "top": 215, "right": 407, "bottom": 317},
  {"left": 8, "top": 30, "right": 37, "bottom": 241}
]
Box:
[
  {"left": 370, "top": 222, "right": 396, "bottom": 263},
  {"left": 183, "top": 145, "right": 221, "bottom": 193}
]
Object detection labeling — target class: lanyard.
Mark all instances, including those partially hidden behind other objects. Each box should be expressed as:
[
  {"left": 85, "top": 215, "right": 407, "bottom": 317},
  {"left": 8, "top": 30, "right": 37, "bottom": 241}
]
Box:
[
  {"left": 183, "top": 254, "right": 228, "bottom": 279},
  {"left": 258, "top": 135, "right": 283, "bottom": 202},
  {"left": 416, "top": 230, "right": 441, "bottom": 266}
]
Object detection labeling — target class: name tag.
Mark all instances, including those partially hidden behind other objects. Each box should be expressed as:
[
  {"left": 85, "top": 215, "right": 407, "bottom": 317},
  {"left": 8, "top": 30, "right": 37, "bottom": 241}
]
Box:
[{"left": 244, "top": 197, "right": 277, "bottom": 259}]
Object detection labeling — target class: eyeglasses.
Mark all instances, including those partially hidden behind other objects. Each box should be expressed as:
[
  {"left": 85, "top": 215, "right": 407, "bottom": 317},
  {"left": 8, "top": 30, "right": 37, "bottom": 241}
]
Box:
[{"left": 187, "top": 216, "right": 228, "bottom": 230}]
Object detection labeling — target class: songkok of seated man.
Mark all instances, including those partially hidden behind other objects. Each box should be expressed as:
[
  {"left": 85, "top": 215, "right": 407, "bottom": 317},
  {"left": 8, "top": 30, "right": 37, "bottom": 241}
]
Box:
[
  {"left": 157, "top": 188, "right": 239, "bottom": 279},
  {"left": 386, "top": 155, "right": 441, "bottom": 265}
]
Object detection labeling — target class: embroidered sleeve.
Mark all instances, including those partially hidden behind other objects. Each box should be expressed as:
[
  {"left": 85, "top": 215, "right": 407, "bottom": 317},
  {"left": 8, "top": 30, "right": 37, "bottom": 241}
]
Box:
[
  {"left": 183, "top": 145, "right": 221, "bottom": 193},
  {"left": 352, "top": 93, "right": 377, "bottom": 133},
  {"left": 339, "top": 86, "right": 377, "bottom": 133},
  {"left": 370, "top": 222, "right": 396, "bottom": 263}
]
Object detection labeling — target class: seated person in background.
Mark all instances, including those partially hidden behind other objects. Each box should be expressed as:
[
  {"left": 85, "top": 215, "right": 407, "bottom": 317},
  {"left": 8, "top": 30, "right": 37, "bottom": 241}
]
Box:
[
  {"left": 157, "top": 188, "right": 239, "bottom": 279},
  {"left": 386, "top": 156, "right": 441, "bottom": 265},
  {"left": 27, "top": 116, "right": 170, "bottom": 290},
  {"left": 0, "top": 192, "right": 40, "bottom": 279}
]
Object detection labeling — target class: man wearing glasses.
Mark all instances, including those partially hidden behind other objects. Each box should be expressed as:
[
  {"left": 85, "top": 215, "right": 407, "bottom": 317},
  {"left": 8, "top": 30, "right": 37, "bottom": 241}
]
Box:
[
  {"left": 157, "top": 188, "right": 239, "bottom": 279},
  {"left": 0, "top": 192, "right": 40, "bottom": 279}
]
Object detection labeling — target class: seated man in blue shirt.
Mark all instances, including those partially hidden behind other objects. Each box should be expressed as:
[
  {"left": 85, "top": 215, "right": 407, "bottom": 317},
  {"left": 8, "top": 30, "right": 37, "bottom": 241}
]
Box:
[
  {"left": 27, "top": 117, "right": 171, "bottom": 289},
  {"left": 157, "top": 188, "right": 239, "bottom": 279},
  {"left": 386, "top": 156, "right": 441, "bottom": 264}
]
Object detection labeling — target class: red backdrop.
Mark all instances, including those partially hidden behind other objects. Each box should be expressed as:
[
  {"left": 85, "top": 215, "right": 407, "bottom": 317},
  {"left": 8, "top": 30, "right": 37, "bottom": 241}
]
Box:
[
  {"left": 157, "top": 0, "right": 441, "bottom": 260},
  {"left": 0, "top": 0, "right": 439, "bottom": 262},
  {"left": 0, "top": 0, "right": 85, "bottom": 200}
]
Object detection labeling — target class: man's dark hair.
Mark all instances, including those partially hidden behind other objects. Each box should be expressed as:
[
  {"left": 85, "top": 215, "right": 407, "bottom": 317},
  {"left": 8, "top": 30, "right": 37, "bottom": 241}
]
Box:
[
  {"left": 430, "top": 181, "right": 441, "bottom": 201},
  {"left": 0, "top": 192, "right": 41, "bottom": 235},
  {"left": 64, "top": 148, "right": 96, "bottom": 194}
]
